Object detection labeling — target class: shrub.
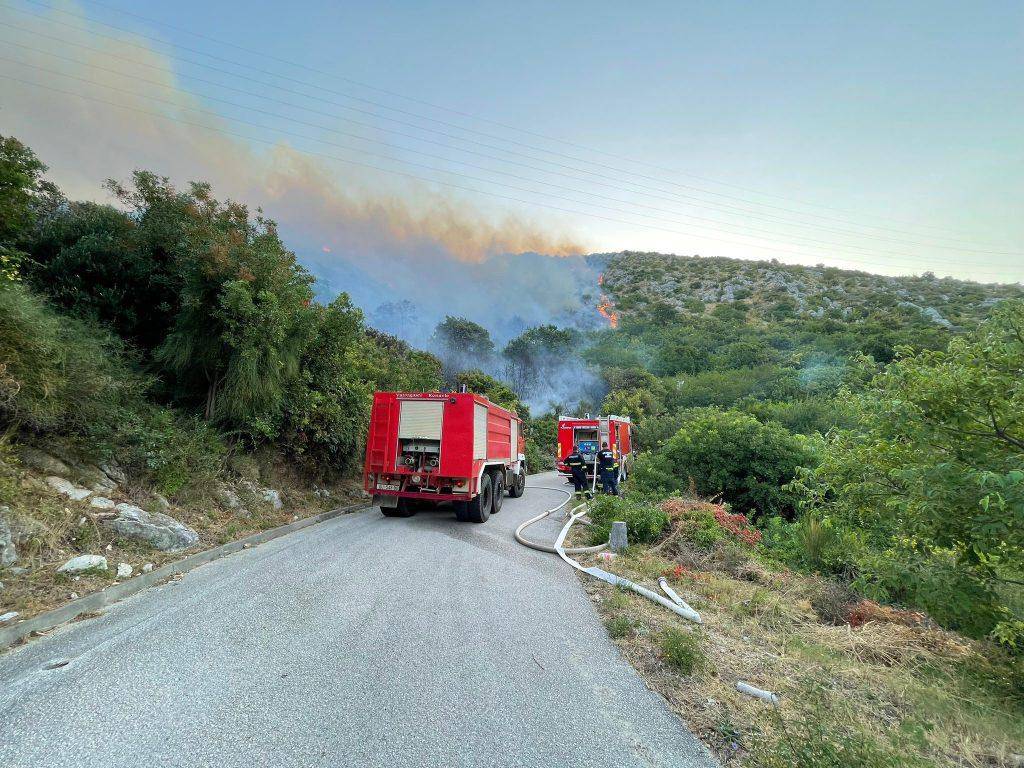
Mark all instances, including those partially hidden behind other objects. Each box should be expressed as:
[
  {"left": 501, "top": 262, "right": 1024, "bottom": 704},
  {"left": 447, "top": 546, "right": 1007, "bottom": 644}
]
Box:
[
  {"left": 0, "top": 281, "right": 147, "bottom": 440},
  {"left": 605, "top": 616, "right": 633, "bottom": 639},
  {"left": 649, "top": 408, "right": 817, "bottom": 519},
  {"left": 659, "top": 627, "right": 708, "bottom": 675},
  {"left": 586, "top": 494, "right": 668, "bottom": 545}
]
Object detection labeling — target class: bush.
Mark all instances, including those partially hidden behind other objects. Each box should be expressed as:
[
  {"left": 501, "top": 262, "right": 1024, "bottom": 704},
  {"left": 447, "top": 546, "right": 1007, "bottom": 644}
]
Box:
[
  {"left": 659, "top": 627, "right": 708, "bottom": 675},
  {"left": 586, "top": 493, "right": 668, "bottom": 545},
  {"left": 605, "top": 616, "right": 633, "bottom": 639},
  {"left": 0, "top": 281, "right": 148, "bottom": 440},
  {"left": 642, "top": 408, "right": 817, "bottom": 519}
]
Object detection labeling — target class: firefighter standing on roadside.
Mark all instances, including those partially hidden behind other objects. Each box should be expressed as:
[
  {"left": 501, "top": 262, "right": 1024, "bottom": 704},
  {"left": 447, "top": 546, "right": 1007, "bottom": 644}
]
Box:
[
  {"left": 565, "top": 445, "right": 590, "bottom": 498},
  {"left": 597, "top": 441, "right": 620, "bottom": 495}
]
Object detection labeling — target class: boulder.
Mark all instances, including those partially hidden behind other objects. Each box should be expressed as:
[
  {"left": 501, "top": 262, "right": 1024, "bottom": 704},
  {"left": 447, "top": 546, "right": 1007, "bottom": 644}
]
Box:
[
  {"left": 0, "top": 513, "right": 16, "bottom": 566},
  {"left": 262, "top": 489, "right": 283, "bottom": 511},
  {"left": 99, "top": 461, "right": 127, "bottom": 485},
  {"left": 0, "top": 611, "right": 18, "bottom": 624},
  {"left": 152, "top": 494, "right": 171, "bottom": 513},
  {"left": 89, "top": 496, "right": 116, "bottom": 510},
  {"left": 17, "top": 446, "right": 70, "bottom": 476},
  {"left": 77, "top": 464, "right": 117, "bottom": 493},
  {"left": 57, "top": 554, "right": 108, "bottom": 574},
  {"left": 104, "top": 504, "right": 198, "bottom": 552},
  {"left": 215, "top": 484, "right": 245, "bottom": 511},
  {"left": 45, "top": 476, "right": 91, "bottom": 501},
  {"left": 116, "top": 562, "right": 133, "bottom": 579}
]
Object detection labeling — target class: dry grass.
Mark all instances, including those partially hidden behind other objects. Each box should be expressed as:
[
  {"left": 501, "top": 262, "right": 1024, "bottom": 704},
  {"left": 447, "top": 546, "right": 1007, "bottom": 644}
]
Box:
[{"left": 578, "top": 538, "right": 1024, "bottom": 767}]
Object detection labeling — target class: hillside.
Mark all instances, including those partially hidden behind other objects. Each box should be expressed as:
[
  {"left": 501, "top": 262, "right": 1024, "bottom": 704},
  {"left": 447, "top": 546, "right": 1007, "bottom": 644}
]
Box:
[{"left": 600, "top": 251, "right": 1024, "bottom": 330}]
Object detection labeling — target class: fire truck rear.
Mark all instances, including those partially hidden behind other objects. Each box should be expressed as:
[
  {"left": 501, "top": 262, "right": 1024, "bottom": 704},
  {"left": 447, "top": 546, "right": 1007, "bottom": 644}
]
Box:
[
  {"left": 556, "top": 414, "right": 633, "bottom": 481},
  {"left": 363, "top": 391, "right": 527, "bottom": 523}
]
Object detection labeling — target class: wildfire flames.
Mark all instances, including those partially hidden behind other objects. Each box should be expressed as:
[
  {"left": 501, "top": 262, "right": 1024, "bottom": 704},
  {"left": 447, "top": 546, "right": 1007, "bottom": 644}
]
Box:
[{"left": 596, "top": 274, "right": 619, "bottom": 328}]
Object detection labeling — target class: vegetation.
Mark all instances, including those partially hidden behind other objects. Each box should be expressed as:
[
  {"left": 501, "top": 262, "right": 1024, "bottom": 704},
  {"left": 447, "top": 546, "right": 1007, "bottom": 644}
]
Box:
[{"left": 3, "top": 139, "right": 442, "bottom": 484}]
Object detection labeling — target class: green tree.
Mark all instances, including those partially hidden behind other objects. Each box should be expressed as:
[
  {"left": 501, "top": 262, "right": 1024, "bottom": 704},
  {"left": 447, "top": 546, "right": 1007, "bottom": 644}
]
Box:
[
  {"left": 25, "top": 171, "right": 196, "bottom": 352},
  {"left": 643, "top": 408, "right": 815, "bottom": 520},
  {"left": 0, "top": 135, "right": 60, "bottom": 281},
  {"left": 799, "top": 301, "right": 1024, "bottom": 638},
  {"left": 503, "top": 325, "right": 578, "bottom": 394},
  {"left": 150, "top": 178, "right": 315, "bottom": 438},
  {"left": 431, "top": 316, "right": 494, "bottom": 378}
]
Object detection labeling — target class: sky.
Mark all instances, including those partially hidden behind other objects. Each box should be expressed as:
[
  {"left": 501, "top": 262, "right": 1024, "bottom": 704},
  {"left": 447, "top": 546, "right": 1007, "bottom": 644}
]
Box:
[{"left": 1, "top": 0, "right": 1022, "bottom": 295}]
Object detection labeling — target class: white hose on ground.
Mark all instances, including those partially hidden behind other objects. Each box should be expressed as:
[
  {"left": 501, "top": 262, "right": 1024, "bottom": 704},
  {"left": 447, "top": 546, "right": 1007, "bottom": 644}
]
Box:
[
  {"left": 552, "top": 505, "right": 703, "bottom": 624},
  {"left": 514, "top": 485, "right": 609, "bottom": 555},
  {"left": 657, "top": 577, "right": 702, "bottom": 624},
  {"left": 736, "top": 681, "right": 780, "bottom": 705}
]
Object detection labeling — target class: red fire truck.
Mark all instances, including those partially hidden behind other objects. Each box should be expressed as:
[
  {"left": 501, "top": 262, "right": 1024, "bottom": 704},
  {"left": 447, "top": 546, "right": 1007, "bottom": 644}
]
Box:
[
  {"left": 363, "top": 391, "right": 527, "bottom": 523},
  {"left": 556, "top": 414, "right": 633, "bottom": 482}
]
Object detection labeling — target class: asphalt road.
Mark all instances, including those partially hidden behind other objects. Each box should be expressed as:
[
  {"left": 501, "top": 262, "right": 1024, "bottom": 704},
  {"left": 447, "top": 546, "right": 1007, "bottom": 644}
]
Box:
[{"left": 0, "top": 472, "right": 717, "bottom": 768}]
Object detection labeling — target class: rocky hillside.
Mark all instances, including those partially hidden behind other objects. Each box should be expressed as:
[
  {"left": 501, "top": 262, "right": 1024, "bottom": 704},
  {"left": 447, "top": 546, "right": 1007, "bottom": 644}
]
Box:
[{"left": 600, "top": 251, "right": 1024, "bottom": 330}]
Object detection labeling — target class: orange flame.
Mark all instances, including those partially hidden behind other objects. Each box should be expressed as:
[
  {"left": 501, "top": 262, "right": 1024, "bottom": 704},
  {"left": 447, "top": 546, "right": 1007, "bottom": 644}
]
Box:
[{"left": 596, "top": 273, "right": 618, "bottom": 327}]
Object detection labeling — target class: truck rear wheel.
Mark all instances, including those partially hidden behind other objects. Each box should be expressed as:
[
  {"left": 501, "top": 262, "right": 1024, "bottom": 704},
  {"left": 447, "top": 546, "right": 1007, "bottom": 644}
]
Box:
[
  {"left": 508, "top": 466, "right": 526, "bottom": 498},
  {"left": 381, "top": 498, "right": 416, "bottom": 518},
  {"left": 491, "top": 471, "right": 504, "bottom": 513},
  {"left": 463, "top": 473, "right": 492, "bottom": 523}
]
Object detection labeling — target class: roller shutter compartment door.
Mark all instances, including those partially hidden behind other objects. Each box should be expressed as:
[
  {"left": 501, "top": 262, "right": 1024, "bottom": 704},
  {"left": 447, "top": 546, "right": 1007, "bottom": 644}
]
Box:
[
  {"left": 474, "top": 403, "right": 488, "bottom": 459},
  {"left": 398, "top": 400, "right": 444, "bottom": 440}
]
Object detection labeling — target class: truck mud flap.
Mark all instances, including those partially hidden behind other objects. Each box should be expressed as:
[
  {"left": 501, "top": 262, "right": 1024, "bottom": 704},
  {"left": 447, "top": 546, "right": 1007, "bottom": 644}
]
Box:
[{"left": 374, "top": 494, "right": 399, "bottom": 508}]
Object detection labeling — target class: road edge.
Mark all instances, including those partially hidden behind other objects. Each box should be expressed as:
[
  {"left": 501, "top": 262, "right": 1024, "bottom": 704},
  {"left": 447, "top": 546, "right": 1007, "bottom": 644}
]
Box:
[{"left": 0, "top": 501, "right": 369, "bottom": 651}]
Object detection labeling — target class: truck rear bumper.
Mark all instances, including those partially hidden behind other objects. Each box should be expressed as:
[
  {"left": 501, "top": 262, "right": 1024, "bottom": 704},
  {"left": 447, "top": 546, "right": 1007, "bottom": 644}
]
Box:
[{"left": 372, "top": 490, "right": 471, "bottom": 503}]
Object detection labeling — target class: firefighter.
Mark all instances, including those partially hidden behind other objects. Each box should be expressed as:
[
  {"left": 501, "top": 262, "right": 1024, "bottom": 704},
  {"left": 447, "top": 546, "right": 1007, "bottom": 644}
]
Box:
[
  {"left": 564, "top": 445, "right": 590, "bottom": 498},
  {"left": 597, "top": 441, "right": 619, "bottom": 495}
]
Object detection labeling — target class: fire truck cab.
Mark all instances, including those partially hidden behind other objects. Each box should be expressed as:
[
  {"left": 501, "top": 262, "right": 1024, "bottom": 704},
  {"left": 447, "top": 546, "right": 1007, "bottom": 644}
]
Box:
[
  {"left": 363, "top": 391, "right": 527, "bottom": 523},
  {"left": 556, "top": 414, "right": 633, "bottom": 481}
]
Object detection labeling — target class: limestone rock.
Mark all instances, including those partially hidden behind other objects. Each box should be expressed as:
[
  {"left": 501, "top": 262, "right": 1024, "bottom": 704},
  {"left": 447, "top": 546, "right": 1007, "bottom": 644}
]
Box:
[
  {"left": 0, "top": 513, "right": 16, "bottom": 566},
  {"left": 45, "top": 476, "right": 91, "bottom": 501},
  {"left": 262, "top": 489, "right": 283, "bottom": 510},
  {"left": 215, "top": 484, "right": 244, "bottom": 511},
  {"left": 104, "top": 504, "right": 198, "bottom": 552},
  {"left": 116, "top": 562, "right": 133, "bottom": 579},
  {"left": 89, "top": 496, "right": 116, "bottom": 510},
  {"left": 99, "top": 461, "right": 128, "bottom": 485},
  {"left": 57, "top": 554, "right": 108, "bottom": 574}
]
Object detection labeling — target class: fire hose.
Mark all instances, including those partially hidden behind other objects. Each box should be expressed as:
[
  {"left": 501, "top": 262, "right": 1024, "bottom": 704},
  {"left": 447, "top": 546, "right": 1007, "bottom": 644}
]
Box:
[{"left": 515, "top": 482, "right": 701, "bottom": 624}]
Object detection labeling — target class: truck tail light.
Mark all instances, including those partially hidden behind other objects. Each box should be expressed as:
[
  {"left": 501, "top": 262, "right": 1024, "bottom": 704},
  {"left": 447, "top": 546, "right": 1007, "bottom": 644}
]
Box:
[{"left": 453, "top": 478, "right": 468, "bottom": 490}]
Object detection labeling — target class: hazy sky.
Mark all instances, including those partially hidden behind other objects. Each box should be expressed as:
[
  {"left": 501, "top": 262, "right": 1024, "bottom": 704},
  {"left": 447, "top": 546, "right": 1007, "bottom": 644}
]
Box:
[{"left": 1, "top": 0, "right": 1022, "bottom": 282}]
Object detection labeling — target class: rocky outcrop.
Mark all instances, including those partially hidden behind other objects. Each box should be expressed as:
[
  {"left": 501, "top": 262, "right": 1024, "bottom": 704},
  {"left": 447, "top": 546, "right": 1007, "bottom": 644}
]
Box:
[
  {"left": 57, "top": 554, "right": 108, "bottom": 574},
  {"left": 104, "top": 504, "right": 198, "bottom": 552}
]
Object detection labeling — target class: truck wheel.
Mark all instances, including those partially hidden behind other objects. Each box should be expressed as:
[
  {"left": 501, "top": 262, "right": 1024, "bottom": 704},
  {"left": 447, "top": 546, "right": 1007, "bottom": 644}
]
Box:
[
  {"left": 491, "top": 471, "right": 504, "bottom": 513},
  {"left": 508, "top": 466, "right": 526, "bottom": 498},
  {"left": 464, "top": 473, "right": 492, "bottom": 523},
  {"left": 381, "top": 498, "right": 416, "bottom": 518}
]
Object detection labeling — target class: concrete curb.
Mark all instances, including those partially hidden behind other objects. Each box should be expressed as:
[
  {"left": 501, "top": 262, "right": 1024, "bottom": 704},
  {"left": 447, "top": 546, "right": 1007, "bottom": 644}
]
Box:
[{"left": 0, "top": 501, "right": 368, "bottom": 651}]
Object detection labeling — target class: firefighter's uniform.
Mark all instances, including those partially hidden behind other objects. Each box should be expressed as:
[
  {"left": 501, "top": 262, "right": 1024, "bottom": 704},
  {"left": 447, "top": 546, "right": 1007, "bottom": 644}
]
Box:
[
  {"left": 597, "top": 447, "right": 619, "bottom": 495},
  {"left": 564, "top": 450, "right": 589, "bottom": 496}
]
